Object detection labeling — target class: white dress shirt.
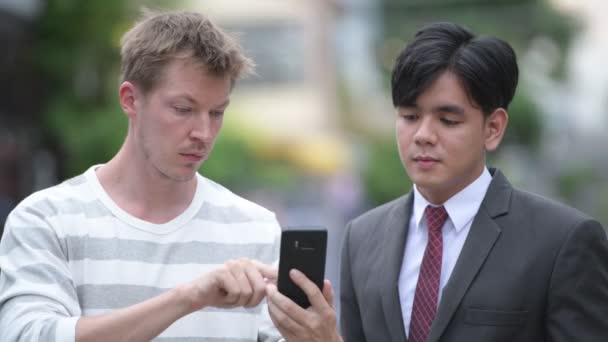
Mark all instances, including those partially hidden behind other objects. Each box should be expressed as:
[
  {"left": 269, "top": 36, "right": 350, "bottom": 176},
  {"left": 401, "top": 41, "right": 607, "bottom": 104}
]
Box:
[{"left": 398, "top": 167, "right": 492, "bottom": 337}]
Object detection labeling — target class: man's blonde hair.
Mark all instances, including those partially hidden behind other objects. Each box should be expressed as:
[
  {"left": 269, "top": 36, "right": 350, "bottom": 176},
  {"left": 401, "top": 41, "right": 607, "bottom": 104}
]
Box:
[{"left": 120, "top": 9, "right": 253, "bottom": 93}]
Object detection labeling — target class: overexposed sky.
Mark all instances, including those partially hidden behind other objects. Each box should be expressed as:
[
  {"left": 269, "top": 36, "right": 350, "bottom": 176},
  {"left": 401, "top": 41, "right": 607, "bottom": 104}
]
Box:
[{"left": 552, "top": 0, "right": 608, "bottom": 133}]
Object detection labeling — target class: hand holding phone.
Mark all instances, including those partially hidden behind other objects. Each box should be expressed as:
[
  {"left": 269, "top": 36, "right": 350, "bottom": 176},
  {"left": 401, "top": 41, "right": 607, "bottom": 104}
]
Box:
[{"left": 277, "top": 229, "right": 327, "bottom": 308}]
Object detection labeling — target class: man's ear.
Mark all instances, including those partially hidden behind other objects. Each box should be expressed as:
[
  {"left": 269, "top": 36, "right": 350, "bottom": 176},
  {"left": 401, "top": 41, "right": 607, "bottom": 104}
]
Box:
[
  {"left": 118, "top": 81, "right": 140, "bottom": 120},
  {"left": 484, "top": 108, "right": 508, "bottom": 152}
]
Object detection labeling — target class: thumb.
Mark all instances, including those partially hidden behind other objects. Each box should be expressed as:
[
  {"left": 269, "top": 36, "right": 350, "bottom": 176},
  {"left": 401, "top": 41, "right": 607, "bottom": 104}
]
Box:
[{"left": 322, "top": 279, "right": 335, "bottom": 309}]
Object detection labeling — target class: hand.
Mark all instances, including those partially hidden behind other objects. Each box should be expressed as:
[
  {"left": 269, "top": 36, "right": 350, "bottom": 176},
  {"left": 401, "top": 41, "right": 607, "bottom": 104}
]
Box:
[
  {"left": 266, "top": 269, "right": 342, "bottom": 342},
  {"left": 185, "top": 258, "right": 277, "bottom": 311}
]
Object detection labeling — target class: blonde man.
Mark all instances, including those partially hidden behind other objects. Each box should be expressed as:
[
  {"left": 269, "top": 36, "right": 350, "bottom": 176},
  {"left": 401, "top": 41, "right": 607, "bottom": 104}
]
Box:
[{"left": 0, "top": 10, "right": 284, "bottom": 342}]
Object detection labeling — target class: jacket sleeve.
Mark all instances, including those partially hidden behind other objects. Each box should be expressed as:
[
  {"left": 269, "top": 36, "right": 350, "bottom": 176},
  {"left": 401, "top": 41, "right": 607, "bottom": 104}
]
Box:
[
  {"left": 340, "top": 221, "right": 366, "bottom": 342},
  {"left": 0, "top": 205, "right": 81, "bottom": 342},
  {"left": 546, "top": 219, "right": 608, "bottom": 341}
]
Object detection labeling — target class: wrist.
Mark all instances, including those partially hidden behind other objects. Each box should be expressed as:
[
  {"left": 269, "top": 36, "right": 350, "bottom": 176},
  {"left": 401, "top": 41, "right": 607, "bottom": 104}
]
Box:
[{"left": 173, "top": 283, "right": 204, "bottom": 314}]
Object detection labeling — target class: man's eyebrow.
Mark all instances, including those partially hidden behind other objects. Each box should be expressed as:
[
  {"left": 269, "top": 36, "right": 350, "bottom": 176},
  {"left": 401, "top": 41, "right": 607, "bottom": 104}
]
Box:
[
  {"left": 214, "top": 99, "right": 230, "bottom": 109},
  {"left": 172, "top": 94, "right": 196, "bottom": 104},
  {"left": 433, "top": 104, "right": 464, "bottom": 115},
  {"left": 171, "top": 96, "right": 230, "bottom": 109}
]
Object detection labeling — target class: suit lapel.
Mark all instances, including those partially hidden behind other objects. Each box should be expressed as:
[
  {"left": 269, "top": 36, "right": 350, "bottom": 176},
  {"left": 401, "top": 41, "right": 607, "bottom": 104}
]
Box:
[
  {"left": 427, "top": 169, "right": 512, "bottom": 342},
  {"left": 380, "top": 194, "right": 413, "bottom": 342}
]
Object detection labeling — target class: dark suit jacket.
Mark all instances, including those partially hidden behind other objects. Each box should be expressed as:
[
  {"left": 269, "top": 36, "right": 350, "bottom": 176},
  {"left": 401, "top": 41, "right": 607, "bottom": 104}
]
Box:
[{"left": 340, "top": 169, "right": 608, "bottom": 342}]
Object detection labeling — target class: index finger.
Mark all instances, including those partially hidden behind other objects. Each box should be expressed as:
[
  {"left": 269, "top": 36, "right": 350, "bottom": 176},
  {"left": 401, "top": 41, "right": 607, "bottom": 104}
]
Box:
[
  {"left": 251, "top": 259, "right": 278, "bottom": 281},
  {"left": 289, "top": 269, "right": 331, "bottom": 310}
]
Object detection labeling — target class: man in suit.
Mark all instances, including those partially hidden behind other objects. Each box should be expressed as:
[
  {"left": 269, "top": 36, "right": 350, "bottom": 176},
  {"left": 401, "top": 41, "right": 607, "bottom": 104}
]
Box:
[
  {"left": 266, "top": 22, "right": 608, "bottom": 341},
  {"left": 339, "top": 21, "right": 608, "bottom": 341}
]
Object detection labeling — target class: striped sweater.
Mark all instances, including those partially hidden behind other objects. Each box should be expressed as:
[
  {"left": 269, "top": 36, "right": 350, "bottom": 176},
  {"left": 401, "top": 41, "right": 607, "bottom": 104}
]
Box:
[{"left": 0, "top": 165, "right": 283, "bottom": 342}]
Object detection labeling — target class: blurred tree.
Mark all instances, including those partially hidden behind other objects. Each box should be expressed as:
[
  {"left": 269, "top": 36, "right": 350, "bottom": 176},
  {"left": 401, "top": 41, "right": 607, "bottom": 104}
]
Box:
[
  {"left": 361, "top": 138, "right": 412, "bottom": 206},
  {"left": 502, "top": 89, "right": 543, "bottom": 149},
  {"left": 380, "top": 0, "right": 577, "bottom": 60},
  {"left": 379, "top": 0, "right": 577, "bottom": 148},
  {"left": 32, "top": 0, "right": 305, "bottom": 195},
  {"left": 201, "top": 124, "right": 299, "bottom": 193},
  {"left": 34, "top": 0, "right": 133, "bottom": 176},
  {"left": 556, "top": 166, "right": 596, "bottom": 202}
]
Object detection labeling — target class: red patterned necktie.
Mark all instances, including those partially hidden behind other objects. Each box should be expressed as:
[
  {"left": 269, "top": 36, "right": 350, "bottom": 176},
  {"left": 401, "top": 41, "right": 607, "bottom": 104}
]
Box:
[{"left": 409, "top": 205, "right": 449, "bottom": 342}]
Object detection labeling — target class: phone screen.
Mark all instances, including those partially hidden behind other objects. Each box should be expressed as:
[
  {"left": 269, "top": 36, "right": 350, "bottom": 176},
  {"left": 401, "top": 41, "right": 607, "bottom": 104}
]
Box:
[{"left": 277, "top": 229, "right": 327, "bottom": 308}]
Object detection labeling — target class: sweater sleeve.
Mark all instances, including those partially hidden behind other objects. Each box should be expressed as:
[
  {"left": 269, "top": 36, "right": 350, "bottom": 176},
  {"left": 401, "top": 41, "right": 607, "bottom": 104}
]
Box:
[
  {"left": 257, "top": 220, "right": 285, "bottom": 342},
  {"left": 0, "top": 204, "right": 81, "bottom": 342}
]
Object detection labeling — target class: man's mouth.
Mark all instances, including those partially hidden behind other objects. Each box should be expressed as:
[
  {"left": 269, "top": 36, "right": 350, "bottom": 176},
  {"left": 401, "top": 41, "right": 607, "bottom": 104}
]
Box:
[
  {"left": 413, "top": 155, "right": 439, "bottom": 169},
  {"left": 180, "top": 152, "right": 205, "bottom": 162}
]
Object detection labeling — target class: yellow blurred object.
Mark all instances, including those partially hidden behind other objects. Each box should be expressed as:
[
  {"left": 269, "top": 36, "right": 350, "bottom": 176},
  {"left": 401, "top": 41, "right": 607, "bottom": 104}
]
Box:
[
  {"left": 287, "top": 137, "right": 349, "bottom": 175},
  {"left": 252, "top": 136, "right": 349, "bottom": 176}
]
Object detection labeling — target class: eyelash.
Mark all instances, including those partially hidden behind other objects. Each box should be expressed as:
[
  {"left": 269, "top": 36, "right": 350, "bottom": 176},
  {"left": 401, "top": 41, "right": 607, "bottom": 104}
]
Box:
[
  {"left": 440, "top": 117, "right": 460, "bottom": 126},
  {"left": 210, "top": 111, "right": 224, "bottom": 118},
  {"left": 172, "top": 105, "right": 225, "bottom": 119},
  {"left": 401, "top": 114, "right": 419, "bottom": 121},
  {"left": 174, "top": 106, "right": 192, "bottom": 114},
  {"left": 400, "top": 114, "right": 461, "bottom": 126}
]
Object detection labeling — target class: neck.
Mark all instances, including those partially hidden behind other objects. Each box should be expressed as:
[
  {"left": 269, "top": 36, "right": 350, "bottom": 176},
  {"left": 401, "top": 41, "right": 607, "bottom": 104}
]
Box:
[{"left": 96, "top": 138, "right": 197, "bottom": 224}]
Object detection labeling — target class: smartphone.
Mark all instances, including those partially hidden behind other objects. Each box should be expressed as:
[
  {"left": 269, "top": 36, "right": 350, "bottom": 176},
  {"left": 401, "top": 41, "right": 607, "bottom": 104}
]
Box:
[{"left": 277, "top": 229, "right": 327, "bottom": 308}]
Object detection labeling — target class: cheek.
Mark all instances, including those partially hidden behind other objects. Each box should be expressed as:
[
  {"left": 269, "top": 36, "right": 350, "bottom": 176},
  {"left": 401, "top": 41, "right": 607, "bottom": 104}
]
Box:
[
  {"left": 213, "top": 118, "right": 224, "bottom": 132},
  {"left": 447, "top": 132, "right": 485, "bottom": 165},
  {"left": 395, "top": 129, "right": 414, "bottom": 165},
  {"left": 209, "top": 119, "right": 223, "bottom": 139},
  {"left": 395, "top": 124, "right": 412, "bottom": 146}
]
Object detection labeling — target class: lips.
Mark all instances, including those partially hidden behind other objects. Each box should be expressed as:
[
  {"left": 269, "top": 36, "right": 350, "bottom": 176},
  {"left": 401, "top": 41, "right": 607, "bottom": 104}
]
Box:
[
  {"left": 413, "top": 156, "right": 439, "bottom": 162},
  {"left": 412, "top": 155, "right": 439, "bottom": 169},
  {"left": 180, "top": 152, "right": 205, "bottom": 162}
]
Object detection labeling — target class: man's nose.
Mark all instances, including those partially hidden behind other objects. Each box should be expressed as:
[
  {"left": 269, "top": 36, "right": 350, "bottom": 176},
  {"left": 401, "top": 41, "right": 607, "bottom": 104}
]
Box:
[
  {"left": 190, "top": 112, "right": 212, "bottom": 142},
  {"left": 413, "top": 116, "right": 437, "bottom": 145}
]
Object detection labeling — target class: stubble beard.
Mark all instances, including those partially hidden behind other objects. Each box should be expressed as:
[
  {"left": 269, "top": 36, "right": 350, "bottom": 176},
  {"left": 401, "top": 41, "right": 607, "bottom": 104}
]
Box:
[{"left": 142, "top": 140, "right": 197, "bottom": 183}]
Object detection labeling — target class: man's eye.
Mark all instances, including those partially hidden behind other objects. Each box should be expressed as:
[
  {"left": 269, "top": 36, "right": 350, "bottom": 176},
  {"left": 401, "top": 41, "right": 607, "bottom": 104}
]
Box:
[
  {"left": 174, "top": 106, "right": 192, "bottom": 114},
  {"left": 210, "top": 111, "right": 225, "bottom": 118},
  {"left": 440, "top": 117, "right": 460, "bottom": 126},
  {"left": 401, "top": 114, "right": 418, "bottom": 121}
]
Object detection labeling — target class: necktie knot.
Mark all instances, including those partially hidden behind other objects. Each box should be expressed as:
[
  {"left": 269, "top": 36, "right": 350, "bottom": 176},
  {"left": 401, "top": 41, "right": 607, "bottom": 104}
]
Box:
[{"left": 425, "top": 205, "right": 448, "bottom": 233}]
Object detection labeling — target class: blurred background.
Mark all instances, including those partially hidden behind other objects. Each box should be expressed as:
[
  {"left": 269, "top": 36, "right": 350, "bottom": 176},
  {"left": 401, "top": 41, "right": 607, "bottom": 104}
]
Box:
[{"left": 1, "top": 0, "right": 607, "bottom": 316}]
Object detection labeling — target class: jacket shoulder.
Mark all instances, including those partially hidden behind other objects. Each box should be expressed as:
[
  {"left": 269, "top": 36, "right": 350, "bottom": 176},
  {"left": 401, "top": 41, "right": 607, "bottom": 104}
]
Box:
[
  {"left": 510, "top": 188, "right": 595, "bottom": 225},
  {"left": 346, "top": 195, "right": 409, "bottom": 241},
  {"left": 504, "top": 187, "right": 603, "bottom": 243}
]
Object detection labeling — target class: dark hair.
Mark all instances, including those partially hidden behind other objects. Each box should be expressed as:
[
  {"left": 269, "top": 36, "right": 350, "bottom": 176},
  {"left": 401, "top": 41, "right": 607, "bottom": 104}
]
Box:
[{"left": 391, "top": 22, "right": 518, "bottom": 115}]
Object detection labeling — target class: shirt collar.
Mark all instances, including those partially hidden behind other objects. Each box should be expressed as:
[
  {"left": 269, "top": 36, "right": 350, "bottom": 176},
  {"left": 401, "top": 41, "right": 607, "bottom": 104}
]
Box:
[{"left": 412, "top": 167, "right": 492, "bottom": 233}]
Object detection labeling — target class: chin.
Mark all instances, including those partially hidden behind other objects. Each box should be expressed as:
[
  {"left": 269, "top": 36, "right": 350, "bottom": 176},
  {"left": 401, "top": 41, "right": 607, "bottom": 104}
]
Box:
[
  {"left": 158, "top": 166, "right": 197, "bottom": 182},
  {"left": 410, "top": 173, "right": 444, "bottom": 190},
  {"left": 174, "top": 169, "right": 198, "bottom": 181}
]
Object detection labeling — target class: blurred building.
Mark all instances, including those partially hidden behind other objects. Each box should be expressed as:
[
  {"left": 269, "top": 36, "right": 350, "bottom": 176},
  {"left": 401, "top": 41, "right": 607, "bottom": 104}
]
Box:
[
  {"left": 188, "top": 0, "right": 350, "bottom": 175},
  {"left": 185, "top": 0, "right": 386, "bottom": 315}
]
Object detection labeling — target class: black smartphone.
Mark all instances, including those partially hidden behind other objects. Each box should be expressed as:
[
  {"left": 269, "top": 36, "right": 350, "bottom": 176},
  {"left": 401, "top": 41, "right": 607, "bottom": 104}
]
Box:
[{"left": 277, "top": 229, "right": 327, "bottom": 308}]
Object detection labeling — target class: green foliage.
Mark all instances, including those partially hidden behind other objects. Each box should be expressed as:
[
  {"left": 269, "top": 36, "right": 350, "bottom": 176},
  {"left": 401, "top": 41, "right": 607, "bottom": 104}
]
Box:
[
  {"left": 34, "top": 0, "right": 305, "bottom": 191},
  {"left": 597, "top": 185, "right": 608, "bottom": 230},
  {"left": 376, "top": 0, "right": 576, "bottom": 155},
  {"left": 33, "top": 0, "right": 129, "bottom": 102},
  {"left": 44, "top": 100, "right": 127, "bottom": 175},
  {"left": 502, "top": 90, "right": 542, "bottom": 148},
  {"left": 381, "top": 0, "right": 578, "bottom": 54},
  {"left": 355, "top": 0, "right": 577, "bottom": 207},
  {"left": 32, "top": 0, "right": 132, "bottom": 176},
  {"left": 556, "top": 167, "right": 596, "bottom": 201},
  {"left": 361, "top": 138, "right": 412, "bottom": 206},
  {"left": 200, "top": 129, "right": 299, "bottom": 193}
]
